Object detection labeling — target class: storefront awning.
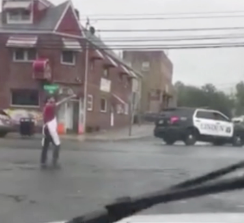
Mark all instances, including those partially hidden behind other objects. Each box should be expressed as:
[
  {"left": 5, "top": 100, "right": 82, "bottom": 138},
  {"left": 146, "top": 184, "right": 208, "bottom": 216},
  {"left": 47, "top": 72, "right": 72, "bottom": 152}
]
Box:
[
  {"left": 90, "top": 49, "right": 104, "bottom": 60},
  {"left": 129, "top": 71, "right": 137, "bottom": 78},
  {"left": 112, "top": 94, "right": 126, "bottom": 104},
  {"left": 6, "top": 36, "right": 37, "bottom": 48},
  {"left": 3, "top": 1, "right": 32, "bottom": 10},
  {"left": 104, "top": 56, "right": 117, "bottom": 67},
  {"left": 119, "top": 65, "right": 130, "bottom": 75},
  {"left": 62, "top": 38, "right": 82, "bottom": 51}
]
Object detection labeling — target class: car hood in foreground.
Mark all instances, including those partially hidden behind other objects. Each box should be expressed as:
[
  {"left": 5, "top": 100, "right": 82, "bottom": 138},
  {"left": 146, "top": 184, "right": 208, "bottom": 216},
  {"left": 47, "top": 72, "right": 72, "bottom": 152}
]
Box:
[{"left": 47, "top": 213, "right": 244, "bottom": 223}]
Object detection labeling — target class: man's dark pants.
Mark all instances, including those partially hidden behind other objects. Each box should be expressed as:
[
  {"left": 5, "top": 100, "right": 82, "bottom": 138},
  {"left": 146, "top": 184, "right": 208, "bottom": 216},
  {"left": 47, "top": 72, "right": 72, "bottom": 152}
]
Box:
[{"left": 41, "top": 126, "right": 60, "bottom": 165}]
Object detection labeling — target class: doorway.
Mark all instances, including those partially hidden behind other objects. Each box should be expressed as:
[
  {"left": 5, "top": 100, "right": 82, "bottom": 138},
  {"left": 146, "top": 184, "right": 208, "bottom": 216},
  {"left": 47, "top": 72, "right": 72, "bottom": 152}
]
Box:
[{"left": 66, "top": 100, "right": 79, "bottom": 133}]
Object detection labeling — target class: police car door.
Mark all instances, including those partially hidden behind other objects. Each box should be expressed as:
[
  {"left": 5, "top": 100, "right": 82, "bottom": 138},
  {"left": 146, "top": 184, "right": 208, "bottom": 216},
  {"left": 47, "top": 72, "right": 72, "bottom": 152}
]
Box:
[
  {"left": 214, "top": 111, "right": 234, "bottom": 137},
  {"left": 193, "top": 109, "right": 219, "bottom": 136}
]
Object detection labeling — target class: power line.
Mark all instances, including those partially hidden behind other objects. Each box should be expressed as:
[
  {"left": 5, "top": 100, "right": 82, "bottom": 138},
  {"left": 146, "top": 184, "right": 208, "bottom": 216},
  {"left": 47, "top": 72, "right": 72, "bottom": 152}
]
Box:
[
  {"left": 80, "top": 14, "right": 244, "bottom": 21},
  {"left": 81, "top": 34, "right": 244, "bottom": 41},
  {"left": 3, "top": 42, "right": 244, "bottom": 50},
  {"left": 80, "top": 10, "right": 244, "bottom": 18},
  {"left": 91, "top": 26, "right": 244, "bottom": 32}
]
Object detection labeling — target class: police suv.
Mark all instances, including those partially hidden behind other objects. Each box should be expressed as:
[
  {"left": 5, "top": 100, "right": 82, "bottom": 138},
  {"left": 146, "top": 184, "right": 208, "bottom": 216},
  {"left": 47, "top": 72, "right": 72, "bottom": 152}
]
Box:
[{"left": 154, "top": 107, "right": 244, "bottom": 146}]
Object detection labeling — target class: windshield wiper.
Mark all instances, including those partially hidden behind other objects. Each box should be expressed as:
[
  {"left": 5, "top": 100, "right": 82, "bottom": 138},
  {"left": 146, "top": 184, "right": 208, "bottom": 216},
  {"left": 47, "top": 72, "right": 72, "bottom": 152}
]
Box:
[{"left": 67, "top": 160, "right": 244, "bottom": 223}]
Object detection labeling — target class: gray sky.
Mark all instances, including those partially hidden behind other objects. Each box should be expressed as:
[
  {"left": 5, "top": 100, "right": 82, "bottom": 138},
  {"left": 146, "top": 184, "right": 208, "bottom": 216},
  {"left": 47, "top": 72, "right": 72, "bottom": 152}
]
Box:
[
  {"left": 54, "top": 0, "right": 244, "bottom": 92},
  {"left": 4, "top": 0, "right": 244, "bottom": 92}
]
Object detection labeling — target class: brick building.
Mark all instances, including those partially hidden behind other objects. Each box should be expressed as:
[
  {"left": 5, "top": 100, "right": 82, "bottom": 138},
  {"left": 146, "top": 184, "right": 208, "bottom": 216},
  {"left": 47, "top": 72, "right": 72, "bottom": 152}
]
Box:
[
  {"left": 123, "top": 51, "right": 176, "bottom": 114},
  {"left": 0, "top": 0, "right": 140, "bottom": 134}
]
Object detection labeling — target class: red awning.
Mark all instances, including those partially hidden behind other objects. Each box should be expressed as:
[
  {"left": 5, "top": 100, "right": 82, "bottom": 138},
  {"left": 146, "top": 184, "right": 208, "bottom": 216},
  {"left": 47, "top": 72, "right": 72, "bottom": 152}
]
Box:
[
  {"left": 119, "top": 65, "right": 130, "bottom": 75},
  {"left": 32, "top": 59, "right": 51, "bottom": 80},
  {"left": 6, "top": 36, "right": 37, "bottom": 48},
  {"left": 112, "top": 93, "right": 126, "bottom": 104},
  {"left": 3, "top": 1, "right": 32, "bottom": 10},
  {"left": 104, "top": 56, "right": 117, "bottom": 67},
  {"left": 90, "top": 49, "right": 104, "bottom": 60}
]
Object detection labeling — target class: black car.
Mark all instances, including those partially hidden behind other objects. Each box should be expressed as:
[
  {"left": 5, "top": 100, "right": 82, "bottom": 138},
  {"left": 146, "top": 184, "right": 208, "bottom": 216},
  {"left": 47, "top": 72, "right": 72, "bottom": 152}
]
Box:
[{"left": 154, "top": 107, "right": 244, "bottom": 146}]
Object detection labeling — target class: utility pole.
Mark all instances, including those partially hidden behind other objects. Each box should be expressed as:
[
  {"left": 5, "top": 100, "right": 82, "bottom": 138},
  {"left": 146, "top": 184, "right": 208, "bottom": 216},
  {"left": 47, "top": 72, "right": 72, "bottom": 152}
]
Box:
[
  {"left": 128, "top": 91, "right": 135, "bottom": 136},
  {"left": 82, "top": 18, "right": 90, "bottom": 133}
]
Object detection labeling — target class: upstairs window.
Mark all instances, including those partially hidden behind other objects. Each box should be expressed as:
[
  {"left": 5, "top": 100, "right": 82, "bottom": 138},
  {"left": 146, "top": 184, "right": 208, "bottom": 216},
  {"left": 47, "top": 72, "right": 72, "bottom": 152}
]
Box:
[
  {"left": 13, "top": 48, "right": 37, "bottom": 62},
  {"left": 7, "top": 10, "right": 32, "bottom": 23},
  {"left": 103, "top": 68, "right": 109, "bottom": 78},
  {"left": 61, "top": 51, "right": 76, "bottom": 65},
  {"left": 141, "top": 61, "right": 150, "bottom": 71}
]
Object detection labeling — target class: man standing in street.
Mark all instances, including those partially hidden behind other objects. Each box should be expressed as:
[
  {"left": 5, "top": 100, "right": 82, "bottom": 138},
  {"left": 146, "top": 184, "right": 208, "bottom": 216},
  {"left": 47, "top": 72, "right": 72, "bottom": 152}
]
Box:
[{"left": 41, "top": 94, "right": 76, "bottom": 168}]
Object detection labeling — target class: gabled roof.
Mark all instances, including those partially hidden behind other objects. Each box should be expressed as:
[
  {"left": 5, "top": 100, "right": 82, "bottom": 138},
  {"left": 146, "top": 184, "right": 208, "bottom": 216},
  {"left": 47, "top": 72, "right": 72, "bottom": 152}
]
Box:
[
  {"left": 84, "top": 29, "right": 142, "bottom": 78},
  {"left": 0, "top": 1, "right": 69, "bottom": 32}
]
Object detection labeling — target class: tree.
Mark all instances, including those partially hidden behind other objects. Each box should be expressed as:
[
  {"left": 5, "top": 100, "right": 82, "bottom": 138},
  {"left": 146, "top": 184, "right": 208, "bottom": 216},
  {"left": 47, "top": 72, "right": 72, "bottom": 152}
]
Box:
[
  {"left": 175, "top": 82, "right": 234, "bottom": 118},
  {"left": 235, "top": 81, "right": 244, "bottom": 116}
]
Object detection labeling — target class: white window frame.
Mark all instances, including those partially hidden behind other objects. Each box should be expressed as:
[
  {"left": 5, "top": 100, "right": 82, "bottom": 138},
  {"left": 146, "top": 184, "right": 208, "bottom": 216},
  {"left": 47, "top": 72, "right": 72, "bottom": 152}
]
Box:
[
  {"left": 87, "top": 95, "right": 93, "bottom": 111},
  {"left": 103, "top": 68, "right": 109, "bottom": 77},
  {"left": 7, "top": 10, "right": 33, "bottom": 24},
  {"left": 90, "top": 60, "right": 94, "bottom": 70},
  {"left": 100, "top": 98, "right": 107, "bottom": 112},
  {"left": 61, "top": 50, "right": 76, "bottom": 65},
  {"left": 13, "top": 48, "right": 37, "bottom": 62},
  {"left": 142, "top": 61, "right": 150, "bottom": 71},
  {"left": 124, "top": 103, "right": 129, "bottom": 115},
  {"left": 116, "top": 104, "right": 123, "bottom": 114}
]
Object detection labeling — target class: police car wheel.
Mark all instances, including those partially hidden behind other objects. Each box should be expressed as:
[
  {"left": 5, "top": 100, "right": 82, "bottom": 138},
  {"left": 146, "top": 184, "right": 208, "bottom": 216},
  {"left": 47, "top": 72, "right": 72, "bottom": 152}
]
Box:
[
  {"left": 184, "top": 130, "right": 197, "bottom": 146},
  {"left": 164, "top": 138, "right": 176, "bottom": 145},
  {"left": 232, "top": 134, "right": 244, "bottom": 147}
]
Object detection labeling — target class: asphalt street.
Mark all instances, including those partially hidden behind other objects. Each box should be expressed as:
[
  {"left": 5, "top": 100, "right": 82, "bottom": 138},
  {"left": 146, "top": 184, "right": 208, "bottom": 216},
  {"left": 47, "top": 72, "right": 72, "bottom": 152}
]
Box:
[{"left": 0, "top": 137, "right": 243, "bottom": 222}]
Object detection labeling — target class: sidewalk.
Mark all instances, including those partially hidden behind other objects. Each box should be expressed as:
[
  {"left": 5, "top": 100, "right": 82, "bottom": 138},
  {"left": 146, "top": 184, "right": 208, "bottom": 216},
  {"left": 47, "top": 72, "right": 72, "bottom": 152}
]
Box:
[
  {"left": 4, "top": 124, "right": 154, "bottom": 142},
  {"left": 85, "top": 124, "right": 154, "bottom": 141}
]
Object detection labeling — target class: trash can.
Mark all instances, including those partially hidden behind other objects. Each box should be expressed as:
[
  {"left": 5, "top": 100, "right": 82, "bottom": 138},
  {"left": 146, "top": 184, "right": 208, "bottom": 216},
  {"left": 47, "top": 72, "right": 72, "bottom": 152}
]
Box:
[{"left": 19, "top": 118, "right": 35, "bottom": 136}]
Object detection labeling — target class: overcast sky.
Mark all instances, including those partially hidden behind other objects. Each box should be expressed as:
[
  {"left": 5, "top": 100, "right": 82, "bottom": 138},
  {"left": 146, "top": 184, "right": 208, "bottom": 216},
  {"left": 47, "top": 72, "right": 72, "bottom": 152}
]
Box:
[
  {"left": 54, "top": 0, "right": 244, "bottom": 92},
  {"left": 4, "top": 0, "right": 244, "bottom": 92}
]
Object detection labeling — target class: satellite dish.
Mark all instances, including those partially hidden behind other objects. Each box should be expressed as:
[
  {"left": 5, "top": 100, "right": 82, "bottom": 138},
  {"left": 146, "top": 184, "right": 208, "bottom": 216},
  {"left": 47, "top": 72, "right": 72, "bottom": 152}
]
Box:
[{"left": 89, "top": 26, "right": 95, "bottom": 35}]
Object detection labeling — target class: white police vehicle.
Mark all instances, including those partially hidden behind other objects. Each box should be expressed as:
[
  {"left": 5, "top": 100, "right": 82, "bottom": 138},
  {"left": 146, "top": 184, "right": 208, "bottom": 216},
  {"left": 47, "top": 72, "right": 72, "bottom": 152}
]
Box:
[{"left": 154, "top": 107, "right": 244, "bottom": 146}]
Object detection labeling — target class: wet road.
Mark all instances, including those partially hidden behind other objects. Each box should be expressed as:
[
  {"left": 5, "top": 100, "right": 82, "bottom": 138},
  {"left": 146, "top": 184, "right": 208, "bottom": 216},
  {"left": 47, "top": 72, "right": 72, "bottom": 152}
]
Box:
[{"left": 0, "top": 138, "right": 243, "bottom": 222}]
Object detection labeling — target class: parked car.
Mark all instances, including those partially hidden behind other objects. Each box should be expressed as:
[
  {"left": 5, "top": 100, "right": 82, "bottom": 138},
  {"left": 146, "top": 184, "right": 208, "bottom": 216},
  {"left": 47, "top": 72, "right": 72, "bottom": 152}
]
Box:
[
  {"left": 154, "top": 107, "right": 244, "bottom": 146},
  {"left": 0, "top": 110, "right": 13, "bottom": 137}
]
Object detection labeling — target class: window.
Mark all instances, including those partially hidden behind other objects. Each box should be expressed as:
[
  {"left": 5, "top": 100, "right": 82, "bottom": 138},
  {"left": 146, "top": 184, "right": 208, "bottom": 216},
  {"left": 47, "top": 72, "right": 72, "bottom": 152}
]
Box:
[
  {"left": 100, "top": 98, "right": 107, "bottom": 112},
  {"left": 11, "top": 89, "right": 39, "bottom": 106},
  {"left": 116, "top": 104, "right": 123, "bottom": 114},
  {"left": 7, "top": 10, "right": 31, "bottom": 23},
  {"left": 213, "top": 112, "right": 230, "bottom": 121},
  {"left": 141, "top": 61, "right": 150, "bottom": 71},
  {"left": 90, "top": 61, "right": 94, "bottom": 70},
  {"left": 87, "top": 95, "right": 93, "bottom": 111},
  {"left": 124, "top": 103, "right": 129, "bottom": 115},
  {"left": 196, "top": 111, "right": 215, "bottom": 119},
  {"left": 13, "top": 48, "right": 36, "bottom": 62},
  {"left": 61, "top": 51, "right": 75, "bottom": 65},
  {"left": 103, "top": 68, "right": 109, "bottom": 78}
]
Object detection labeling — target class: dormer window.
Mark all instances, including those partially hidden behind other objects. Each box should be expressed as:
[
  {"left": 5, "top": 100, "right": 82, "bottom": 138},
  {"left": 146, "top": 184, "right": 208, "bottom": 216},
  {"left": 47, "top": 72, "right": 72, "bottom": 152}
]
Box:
[
  {"left": 7, "top": 9, "right": 32, "bottom": 23},
  {"left": 3, "top": 1, "right": 33, "bottom": 24}
]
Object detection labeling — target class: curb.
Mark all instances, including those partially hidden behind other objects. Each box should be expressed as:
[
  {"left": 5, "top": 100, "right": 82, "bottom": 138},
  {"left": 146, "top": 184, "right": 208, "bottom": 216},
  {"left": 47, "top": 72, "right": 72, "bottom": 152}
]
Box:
[{"left": 84, "top": 135, "right": 153, "bottom": 142}]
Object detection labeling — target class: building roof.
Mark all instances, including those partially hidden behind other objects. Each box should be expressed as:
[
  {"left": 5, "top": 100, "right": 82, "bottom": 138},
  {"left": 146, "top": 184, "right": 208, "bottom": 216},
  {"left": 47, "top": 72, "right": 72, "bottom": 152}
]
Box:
[
  {"left": 0, "top": 0, "right": 142, "bottom": 78},
  {"left": 0, "top": 1, "right": 68, "bottom": 32},
  {"left": 84, "top": 29, "right": 142, "bottom": 78}
]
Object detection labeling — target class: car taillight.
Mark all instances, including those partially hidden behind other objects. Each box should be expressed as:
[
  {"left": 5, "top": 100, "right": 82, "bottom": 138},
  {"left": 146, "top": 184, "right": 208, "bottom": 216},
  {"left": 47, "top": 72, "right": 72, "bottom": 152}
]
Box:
[{"left": 170, "top": 116, "right": 179, "bottom": 124}]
